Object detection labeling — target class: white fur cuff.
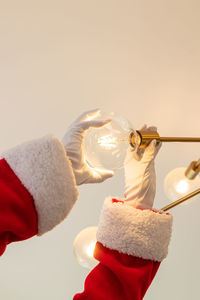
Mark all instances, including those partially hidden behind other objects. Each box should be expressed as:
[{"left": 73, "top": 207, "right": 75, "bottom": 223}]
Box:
[
  {"left": 97, "top": 197, "right": 173, "bottom": 262},
  {"left": 2, "top": 135, "right": 79, "bottom": 235}
]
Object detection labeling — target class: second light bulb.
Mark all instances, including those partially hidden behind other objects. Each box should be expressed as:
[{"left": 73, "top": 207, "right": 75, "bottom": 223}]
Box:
[{"left": 164, "top": 167, "right": 200, "bottom": 202}]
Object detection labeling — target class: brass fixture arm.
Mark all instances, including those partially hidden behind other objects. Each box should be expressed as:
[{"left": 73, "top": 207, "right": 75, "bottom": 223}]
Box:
[
  {"left": 130, "top": 133, "right": 200, "bottom": 211},
  {"left": 130, "top": 130, "right": 200, "bottom": 149},
  {"left": 161, "top": 188, "right": 200, "bottom": 212}
]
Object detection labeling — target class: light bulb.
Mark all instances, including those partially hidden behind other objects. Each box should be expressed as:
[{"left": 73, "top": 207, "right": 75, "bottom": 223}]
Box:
[
  {"left": 84, "top": 111, "right": 138, "bottom": 171},
  {"left": 86, "top": 242, "right": 96, "bottom": 257},
  {"left": 175, "top": 180, "right": 189, "bottom": 194},
  {"left": 164, "top": 167, "right": 200, "bottom": 202},
  {"left": 73, "top": 227, "right": 98, "bottom": 269}
]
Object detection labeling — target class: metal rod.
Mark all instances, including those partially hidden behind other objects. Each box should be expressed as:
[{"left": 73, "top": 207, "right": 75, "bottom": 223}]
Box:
[
  {"left": 161, "top": 188, "right": 200, "bottom": 211},
  {"left": 160, "top": 137, "right": 200, "bottom": 142},
  {"left": 133, "top": 131, "right": 200, "bottom": 149}
]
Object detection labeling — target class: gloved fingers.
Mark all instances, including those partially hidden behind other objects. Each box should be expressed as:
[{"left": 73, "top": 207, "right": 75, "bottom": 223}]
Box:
[
  {"left": 124, "top": 143, "right": 143, "bottom": 163},
  {"left": 133, "top": 149, "right": 143, "bottom": 161},
  {"left": 146, "top": 126, "right": 157, "bottom": 132},
  {"left": 138, "top": 124, "right": 147, "bottom": 131},
  {"left": 77, "top": 119, "right": 111, "bottom": 133},
  {"left": 135, "top": 125, "right": 148, "bottom": 157},
  {"left": 74, "top": 109, "right": 100, "bottom": 124},
  {"left": 142, "top": 139, "right": 157, "bottom": 161},
  {"left": 124, "top": 146, "right": 142, "bottom": 164},
  {"left": 133, "top": 145, "right": 145, "bottom": 162},
  {"left": 97, "top": 169, "right": 114, "bottom": 182},
  {"left": 142, "top": 139, "right": 162, "bottom": 162},
  {"left": 87, "top": 168, "right": 114, "bottom": 183},
  {"left": 137, "top": 126, "right": 158, "bottom": 161},
  {"left": 154, "top": 140, "right": 162, "bottom": 156}
]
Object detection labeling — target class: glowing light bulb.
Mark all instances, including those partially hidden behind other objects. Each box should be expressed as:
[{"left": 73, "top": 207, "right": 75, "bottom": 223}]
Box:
[
  {"left": 86, "top": 242, "right": 96, "bottom": 257},
  {"left": 164, "top": 167, "right": 200, "bottom": 202},
  {"left": 175, "top": 180, "right": 189, "bottom": 194},
  {"left": 73, "top": 227, "right": 98, "bottom": 269},
  {"left": 84, "top": 112, "right": 137, "bottom": 171}
]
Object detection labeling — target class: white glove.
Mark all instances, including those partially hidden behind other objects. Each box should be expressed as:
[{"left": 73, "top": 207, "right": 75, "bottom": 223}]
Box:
[
  {"left": 62, "top": 109, "right": 114, "bottom": 185},
  {"left": 124, "top": 125, "right": 162, "bottom": 209}
]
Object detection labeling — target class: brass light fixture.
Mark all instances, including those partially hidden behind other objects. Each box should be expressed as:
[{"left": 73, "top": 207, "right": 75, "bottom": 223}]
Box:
[
  {"left": 130, "top": 132, "right": 200, "bottom": 213},
  {"left": 162, "top": 158, "right": 200, "bottom": 211},
  {"left": 84, "top": 111, "right": 200, "bottom": 171},
  {"left": 129, "top": 130, "right": 200, "bottom": 149}
]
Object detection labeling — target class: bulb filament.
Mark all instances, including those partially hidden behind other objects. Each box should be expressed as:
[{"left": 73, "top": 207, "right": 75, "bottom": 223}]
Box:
[
  {"left": 98, "top": 135, "right": 117, "bottom": 149},
  {"left": 98, "top": 135, "right": 128, "bottom": 150}
]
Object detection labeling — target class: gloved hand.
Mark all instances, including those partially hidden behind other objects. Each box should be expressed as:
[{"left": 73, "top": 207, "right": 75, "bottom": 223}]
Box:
[
  {"left": 124, "top": 125, "right": 162, "bottom": 209},
  {"left": 62, "top": 109, "right": 114, "bottom": 185}
]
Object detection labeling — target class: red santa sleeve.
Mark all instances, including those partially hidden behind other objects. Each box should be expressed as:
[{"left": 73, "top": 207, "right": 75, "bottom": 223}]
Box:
[
  {"left": 0, "top": 135, "right": 79, "bottom": 254},
  {"left": 74, "top": 198, "right": 173, "bottom": 300},
  {"left": 0, "top": 135, "right": 172, "bottom": 300}
]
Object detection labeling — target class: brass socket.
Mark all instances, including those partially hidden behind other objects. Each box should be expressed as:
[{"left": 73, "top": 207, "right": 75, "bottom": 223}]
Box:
[
  {"left": 129, "top": 130, "right": 160, "bottom": 149},
  {"left": 136, "top": 130, "right": 160, "bottom": 149},
  {"left": 185, "top": 160, "right": 200, "bottom": 180}
]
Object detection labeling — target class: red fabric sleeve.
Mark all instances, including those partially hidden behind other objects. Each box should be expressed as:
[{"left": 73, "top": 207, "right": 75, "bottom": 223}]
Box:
[
  {"left": 0, "top": 158, "right": 38, "bottom": 255},
  {"left": 74, "top": 242, "right": 160, "bottom": 300}
]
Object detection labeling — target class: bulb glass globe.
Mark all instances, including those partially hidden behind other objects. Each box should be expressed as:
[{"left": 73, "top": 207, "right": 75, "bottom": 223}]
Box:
[
  {"left": 73, "top": 227, "right": 98, "bottom": 269},
  {"left": 84, "top": 111, "right": 137, "bottom": 171},
  {"left": 164, "top": 167, "right": 200, "bottom": 202}
]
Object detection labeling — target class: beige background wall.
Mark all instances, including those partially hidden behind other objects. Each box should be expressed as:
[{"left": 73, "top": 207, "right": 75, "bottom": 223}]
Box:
[{"left": 0, "top": 1, "right": 200, "bottom": 299}]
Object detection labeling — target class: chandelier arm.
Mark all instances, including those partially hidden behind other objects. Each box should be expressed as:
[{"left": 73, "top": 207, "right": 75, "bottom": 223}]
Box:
[
  {"left": 159, "top": 137, "right": 200, "bottom": 142},
  {"left": 161, "top": 188, "right": 200, "bottom": 212},
  {"left": 130, "top": 130, "right": 200, "bottom": 149}
]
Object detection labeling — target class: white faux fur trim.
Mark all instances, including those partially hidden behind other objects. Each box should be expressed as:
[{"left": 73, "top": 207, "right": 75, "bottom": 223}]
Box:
[
  {"left": 96, "top": 197, "right": 173, "bottom": 262},
  {"left": 2, "top": 135, "right": 79, "bottom": 235}
]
